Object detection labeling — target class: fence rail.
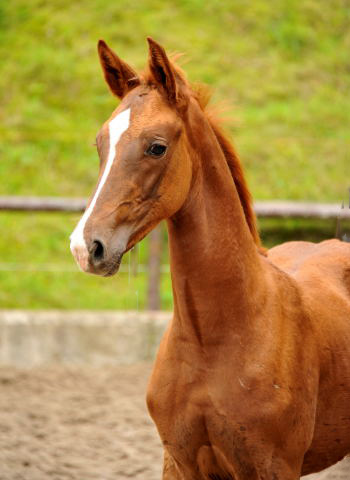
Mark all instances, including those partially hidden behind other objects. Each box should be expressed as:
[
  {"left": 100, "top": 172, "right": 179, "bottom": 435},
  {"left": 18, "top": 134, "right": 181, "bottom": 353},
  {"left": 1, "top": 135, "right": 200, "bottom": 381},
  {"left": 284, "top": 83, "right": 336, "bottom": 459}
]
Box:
[
  {"left": 1, "top": 196, "right": 350, "bottom": 219},
  {"left": 0, "top": 196, "right": 86, "bottom": 212}
]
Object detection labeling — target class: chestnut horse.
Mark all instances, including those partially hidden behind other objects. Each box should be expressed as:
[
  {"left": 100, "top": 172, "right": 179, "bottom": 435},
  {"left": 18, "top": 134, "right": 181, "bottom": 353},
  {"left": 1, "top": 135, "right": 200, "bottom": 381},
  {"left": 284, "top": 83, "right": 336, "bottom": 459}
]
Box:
[{"left": 70, "top": 38, "right": 350, "bottom": 479}]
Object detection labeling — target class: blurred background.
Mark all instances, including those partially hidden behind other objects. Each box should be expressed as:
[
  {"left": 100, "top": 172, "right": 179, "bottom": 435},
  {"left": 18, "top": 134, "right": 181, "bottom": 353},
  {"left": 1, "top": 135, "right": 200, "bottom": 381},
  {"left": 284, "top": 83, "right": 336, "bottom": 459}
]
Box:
[
  {"left": 1, "top": 2, "right": 350, "bottom": 479},
  {"left": 1, "top": 0, "right": 350, "bottom": 310}
]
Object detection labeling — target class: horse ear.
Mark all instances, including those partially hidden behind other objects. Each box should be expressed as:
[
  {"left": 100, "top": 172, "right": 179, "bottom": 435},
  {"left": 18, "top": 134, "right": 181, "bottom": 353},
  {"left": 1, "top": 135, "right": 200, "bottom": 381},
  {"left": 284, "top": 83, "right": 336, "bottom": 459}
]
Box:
[
  {"left": 97, "top": 40, "right": 139, "bottom": 99},
  {"left": 147, "top": 37, "right": 179, "bottom": 103}
]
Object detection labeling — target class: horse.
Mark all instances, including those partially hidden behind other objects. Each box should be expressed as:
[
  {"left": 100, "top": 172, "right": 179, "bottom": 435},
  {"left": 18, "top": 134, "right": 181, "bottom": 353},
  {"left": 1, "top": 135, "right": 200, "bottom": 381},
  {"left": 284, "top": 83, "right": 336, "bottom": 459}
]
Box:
[{"left": 70, "top": 37, "right": 350, "bottom": 480}]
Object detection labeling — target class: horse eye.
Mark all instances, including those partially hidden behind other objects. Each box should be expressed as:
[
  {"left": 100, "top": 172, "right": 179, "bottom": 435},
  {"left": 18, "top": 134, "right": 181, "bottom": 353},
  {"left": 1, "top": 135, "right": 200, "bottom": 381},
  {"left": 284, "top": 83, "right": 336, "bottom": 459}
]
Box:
[{"left": 146, "top": 143, "right": 167, "bottom": 157}]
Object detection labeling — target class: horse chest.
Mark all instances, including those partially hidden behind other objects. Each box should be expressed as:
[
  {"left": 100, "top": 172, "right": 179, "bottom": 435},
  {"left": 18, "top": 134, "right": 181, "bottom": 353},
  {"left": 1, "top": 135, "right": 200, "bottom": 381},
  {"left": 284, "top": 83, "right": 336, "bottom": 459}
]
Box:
[
  {"left": 147, "top": 360, "right": 248, "bottom": 467},
  {"left": 147, "top": 364, "right": 209, "bottom": 445},
  {"left": 147, "top": 370, "right": 258, "bottom": 478}
]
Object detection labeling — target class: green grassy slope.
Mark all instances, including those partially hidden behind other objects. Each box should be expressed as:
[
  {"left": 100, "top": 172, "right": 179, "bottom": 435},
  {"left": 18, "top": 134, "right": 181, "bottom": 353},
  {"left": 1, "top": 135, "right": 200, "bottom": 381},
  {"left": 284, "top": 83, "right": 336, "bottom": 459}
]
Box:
[
  {"left": 1, "top": 0, "right": 349, "bottom": 308},
  {"left": 1, "top": 0, "right": 350, "bottom": 199}
]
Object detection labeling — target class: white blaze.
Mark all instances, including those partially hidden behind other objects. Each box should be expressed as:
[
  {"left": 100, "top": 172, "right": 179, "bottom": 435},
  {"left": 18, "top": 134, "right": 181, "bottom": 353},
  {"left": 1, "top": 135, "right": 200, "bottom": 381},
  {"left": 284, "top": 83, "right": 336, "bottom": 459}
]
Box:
[{"left": 70, "top": 108, "right": 131, "bottom": 269}]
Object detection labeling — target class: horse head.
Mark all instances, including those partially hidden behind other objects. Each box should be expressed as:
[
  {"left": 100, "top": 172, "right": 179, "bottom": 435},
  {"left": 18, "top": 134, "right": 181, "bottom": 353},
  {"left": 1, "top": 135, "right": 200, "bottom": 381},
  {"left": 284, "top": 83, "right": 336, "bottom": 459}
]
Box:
[{"left": 70, "top": 38, "right": 194, "bottom": 276}]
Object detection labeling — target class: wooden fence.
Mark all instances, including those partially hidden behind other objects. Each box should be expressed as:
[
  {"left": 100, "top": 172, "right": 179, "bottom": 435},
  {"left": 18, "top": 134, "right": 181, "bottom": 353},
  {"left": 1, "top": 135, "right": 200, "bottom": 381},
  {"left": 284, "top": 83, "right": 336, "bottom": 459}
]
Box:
[
  {"left": 2, "top": 196, "right": 349, "bottom": 310},
  {"left": 1, "top": 196, "right": 350, "bottom": 218}
]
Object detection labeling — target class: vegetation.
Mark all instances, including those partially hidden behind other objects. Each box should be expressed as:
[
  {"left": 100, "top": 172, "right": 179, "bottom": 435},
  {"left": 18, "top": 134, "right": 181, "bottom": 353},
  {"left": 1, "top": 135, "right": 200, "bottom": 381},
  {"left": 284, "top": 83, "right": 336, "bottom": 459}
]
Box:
[{"left": 1, "top": 0, "right": 349, "bottom": 309}]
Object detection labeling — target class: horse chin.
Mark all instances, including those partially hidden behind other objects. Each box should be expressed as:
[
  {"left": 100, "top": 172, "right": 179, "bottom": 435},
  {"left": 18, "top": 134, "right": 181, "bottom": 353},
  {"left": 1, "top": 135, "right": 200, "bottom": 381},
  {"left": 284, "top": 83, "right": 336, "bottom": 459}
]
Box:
[
  {"left": 100, "top": 228, "right": 146, "bottom": 278},
  {"left": 86, "top": 249, "right": 124, "bottom": 277},
  {"left": 102, "top": 254, "right": 123, "bottom": 277}
]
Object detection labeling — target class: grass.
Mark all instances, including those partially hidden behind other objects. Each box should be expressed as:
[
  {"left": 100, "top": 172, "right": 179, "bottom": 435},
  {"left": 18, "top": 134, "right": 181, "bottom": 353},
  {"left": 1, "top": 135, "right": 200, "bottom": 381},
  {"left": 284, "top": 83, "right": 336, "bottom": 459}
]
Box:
[{"left": 1, "top": 0, "right": 349, "bottom": 308}]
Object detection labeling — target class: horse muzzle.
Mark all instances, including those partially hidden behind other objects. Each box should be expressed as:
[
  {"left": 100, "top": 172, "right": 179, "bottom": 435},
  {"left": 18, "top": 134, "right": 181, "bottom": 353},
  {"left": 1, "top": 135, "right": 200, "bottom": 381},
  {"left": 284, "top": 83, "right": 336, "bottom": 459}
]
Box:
[{"left": 70, "top": 224, "right": 132, "bottom": 277}]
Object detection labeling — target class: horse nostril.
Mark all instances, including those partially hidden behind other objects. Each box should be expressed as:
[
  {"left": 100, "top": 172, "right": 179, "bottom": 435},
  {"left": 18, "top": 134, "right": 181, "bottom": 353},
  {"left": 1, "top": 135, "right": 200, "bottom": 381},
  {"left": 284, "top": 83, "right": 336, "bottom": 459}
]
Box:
[{"left": 91, "top": 240, "right": 105, "bottom": 262}]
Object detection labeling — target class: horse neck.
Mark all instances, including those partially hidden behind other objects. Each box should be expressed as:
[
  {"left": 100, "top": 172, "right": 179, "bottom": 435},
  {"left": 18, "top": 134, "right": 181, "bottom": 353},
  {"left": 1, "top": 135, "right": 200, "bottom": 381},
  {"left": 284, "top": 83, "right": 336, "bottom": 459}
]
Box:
[{"left": 166, "top": 104, "right": 266, "bottom": 343}]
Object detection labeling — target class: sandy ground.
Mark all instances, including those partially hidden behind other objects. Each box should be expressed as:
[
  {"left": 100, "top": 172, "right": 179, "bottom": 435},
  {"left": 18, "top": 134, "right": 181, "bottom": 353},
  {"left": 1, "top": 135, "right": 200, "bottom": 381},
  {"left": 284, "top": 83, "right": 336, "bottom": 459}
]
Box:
[
  {"left": 0, "top": 364, "right": 349, "bottom": 480},
  {"left": 0, "top": 364, "right": 162, "bottom": 480}
]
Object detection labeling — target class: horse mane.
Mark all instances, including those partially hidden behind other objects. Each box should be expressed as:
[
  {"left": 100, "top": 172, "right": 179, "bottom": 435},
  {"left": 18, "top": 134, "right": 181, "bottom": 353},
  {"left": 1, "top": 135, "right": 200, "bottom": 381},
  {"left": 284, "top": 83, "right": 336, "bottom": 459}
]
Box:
[
  {"left": 208, "top": 119, "right": 261, "bottom": 247},
  {"left": 194, "top": 84, "right": 261, "bottom": 248},
  {"left": 144, "top": 61, "right": 262, "bottom": 248}
]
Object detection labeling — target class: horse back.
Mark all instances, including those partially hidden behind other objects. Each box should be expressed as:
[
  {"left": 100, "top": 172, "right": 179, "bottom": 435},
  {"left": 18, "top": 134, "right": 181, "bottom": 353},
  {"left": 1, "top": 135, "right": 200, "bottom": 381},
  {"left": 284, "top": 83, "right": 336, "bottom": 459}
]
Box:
[
  {"left": 269, "top": 239, "right": 350, "bottom": 300},
  {"left": 269, "top": 239, "right": 350, "bottom": 474}
]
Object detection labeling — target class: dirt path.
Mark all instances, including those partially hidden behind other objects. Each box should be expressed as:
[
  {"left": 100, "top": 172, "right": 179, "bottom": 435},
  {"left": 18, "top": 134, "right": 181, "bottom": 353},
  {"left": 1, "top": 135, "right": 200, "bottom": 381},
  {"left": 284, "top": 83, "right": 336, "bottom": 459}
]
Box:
[
  {"left": 0, "top": 364, "right": 162, "bottom": 480},
  {"left": 0, "top": 364, "right": 348, "bottom": 480}
]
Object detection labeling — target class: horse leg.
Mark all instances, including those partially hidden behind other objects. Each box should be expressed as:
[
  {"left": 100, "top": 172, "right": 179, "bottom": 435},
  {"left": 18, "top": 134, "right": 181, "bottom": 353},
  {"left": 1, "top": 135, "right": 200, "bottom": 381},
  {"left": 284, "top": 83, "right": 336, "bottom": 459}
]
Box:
[
  {"left": 162, "top": 449, "right": 183, "bottom": 479},
  {"left": 197, "top": 445, "right": 235, "bottom": 479},
  {"left": 198, "top": 446, "right": 302, "bottom": 480},
  {"left": 162, "top": 447, "right": 302, "bottom": 480}
]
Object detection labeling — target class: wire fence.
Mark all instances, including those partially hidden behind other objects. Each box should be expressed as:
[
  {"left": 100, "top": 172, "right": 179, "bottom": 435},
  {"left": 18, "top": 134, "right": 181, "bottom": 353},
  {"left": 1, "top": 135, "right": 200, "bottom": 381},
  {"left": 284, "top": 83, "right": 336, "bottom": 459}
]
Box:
[{"left": 0, "top": 262, "right": 171, "bottom": 273}]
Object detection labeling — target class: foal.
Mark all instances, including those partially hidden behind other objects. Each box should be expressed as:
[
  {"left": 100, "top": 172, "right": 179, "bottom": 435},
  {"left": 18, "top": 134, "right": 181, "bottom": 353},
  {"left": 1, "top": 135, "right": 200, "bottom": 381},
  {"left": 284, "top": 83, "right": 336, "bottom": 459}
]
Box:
[{"left": 70, "top": 38, "right": 350, "bottom": 480}]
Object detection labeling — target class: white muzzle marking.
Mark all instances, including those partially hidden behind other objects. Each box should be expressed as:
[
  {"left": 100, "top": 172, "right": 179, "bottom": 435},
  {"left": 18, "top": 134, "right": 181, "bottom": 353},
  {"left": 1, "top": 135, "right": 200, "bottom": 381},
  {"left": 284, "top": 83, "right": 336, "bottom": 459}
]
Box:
[{"left": 70, "top": 108, "right": 131, "bottom": 270}]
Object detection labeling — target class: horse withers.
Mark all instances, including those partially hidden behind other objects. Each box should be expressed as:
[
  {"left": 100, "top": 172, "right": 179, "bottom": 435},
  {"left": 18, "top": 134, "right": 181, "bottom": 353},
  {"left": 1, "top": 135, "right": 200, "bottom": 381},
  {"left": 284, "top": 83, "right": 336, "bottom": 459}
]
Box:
[{"left": 70, "top": 38, "right": 350, "bottom": 480}]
